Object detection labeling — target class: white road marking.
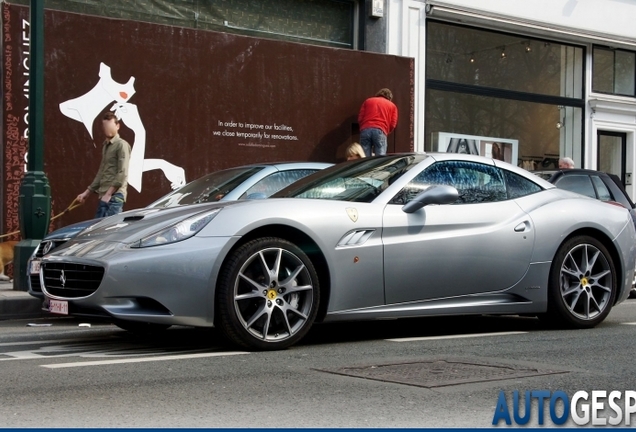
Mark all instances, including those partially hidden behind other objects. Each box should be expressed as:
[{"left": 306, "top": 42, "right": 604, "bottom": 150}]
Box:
[
  {"left": 386, "top": 331, "right": 527, "bottom": 342},
  {"left": 0, "top": 338, "right": 82, "bottom": 347},
  {"left": 621, "top": 322, "right": 636, "bottom": 325},
  {"left": 41, "top": 351, "right": 249, "bottom": 368}
]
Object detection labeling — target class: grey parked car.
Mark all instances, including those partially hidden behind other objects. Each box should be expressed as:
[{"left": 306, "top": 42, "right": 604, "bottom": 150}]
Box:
[
  {"left": 28, "top": 161, "right": 331, "bottom": 298},
  {"left": 534, "top": 168, "right": 636, "bottom": 296},
  {"left": 37, "top": 153, "right": 636, "bottom": 350},
  {"left": 534, "top": 168, "right": 636, "bottom": 228}
]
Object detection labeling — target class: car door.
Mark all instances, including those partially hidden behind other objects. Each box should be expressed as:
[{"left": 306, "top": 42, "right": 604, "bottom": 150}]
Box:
[{"left": 382, "top": 160, "right": 535, "bottom": 304}]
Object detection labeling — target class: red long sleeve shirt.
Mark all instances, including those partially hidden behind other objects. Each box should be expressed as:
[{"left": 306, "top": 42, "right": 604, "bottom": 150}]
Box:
[{"left": 358, "top": 96, "right": 398, "bottom": 136}]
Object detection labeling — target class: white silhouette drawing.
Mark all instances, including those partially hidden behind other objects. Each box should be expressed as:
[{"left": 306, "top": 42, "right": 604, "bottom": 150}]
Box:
[{"left": 59, "top": 62, "right": 186, "bottom": 191}]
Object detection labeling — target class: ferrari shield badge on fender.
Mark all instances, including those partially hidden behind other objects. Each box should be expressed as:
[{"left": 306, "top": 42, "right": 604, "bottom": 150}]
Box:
[{"left": 346, "top": 208, "right": 358, "bottom": 222}]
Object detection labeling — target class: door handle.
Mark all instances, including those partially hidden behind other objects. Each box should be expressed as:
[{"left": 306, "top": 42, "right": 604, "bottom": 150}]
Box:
[{"left": 514, "top": 221, "right": 530, "bottom": 232}]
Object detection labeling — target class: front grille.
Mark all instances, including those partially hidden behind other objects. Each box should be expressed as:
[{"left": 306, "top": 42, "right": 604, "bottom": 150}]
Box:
[{"left": 42, "top": 262, "right": 104, "bottom": 298}]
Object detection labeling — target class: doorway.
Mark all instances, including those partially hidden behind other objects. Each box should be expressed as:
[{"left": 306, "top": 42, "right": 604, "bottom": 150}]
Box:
[{"left": 597, "top": 130, "right": 627, "bottom": 185}]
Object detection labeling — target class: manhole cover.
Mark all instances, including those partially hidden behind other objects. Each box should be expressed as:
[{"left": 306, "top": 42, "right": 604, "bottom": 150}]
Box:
[{"left": 316, "top": 360, "right": 567, "bottom": 388}]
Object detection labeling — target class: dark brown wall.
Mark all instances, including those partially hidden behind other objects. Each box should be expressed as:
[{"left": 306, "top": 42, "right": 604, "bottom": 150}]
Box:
[{"left": 2, "top": 3, "right": 413, "bottom": 234}]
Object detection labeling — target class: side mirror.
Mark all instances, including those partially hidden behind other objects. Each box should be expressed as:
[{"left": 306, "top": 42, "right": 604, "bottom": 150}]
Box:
[{"left": 402, "top": 185, "right": 459, "bottom": 213}]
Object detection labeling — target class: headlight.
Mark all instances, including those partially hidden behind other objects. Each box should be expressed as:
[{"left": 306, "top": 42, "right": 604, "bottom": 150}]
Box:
[{"left": 131, "top": 209, "right": 221, "bottom": 248}]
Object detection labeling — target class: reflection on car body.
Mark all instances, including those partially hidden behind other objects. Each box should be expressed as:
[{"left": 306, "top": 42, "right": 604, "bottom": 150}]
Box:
[{"left": 27, "top": 161, "right": 331, "bottom": 298}]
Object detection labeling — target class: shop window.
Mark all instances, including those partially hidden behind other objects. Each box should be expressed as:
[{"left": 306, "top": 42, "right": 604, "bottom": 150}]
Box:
[
  {"left": 592, "top": 46, "right": 636, "bottom": 97},
  {"left": 425, "top": 21, "right": 585, "bottom": 169},
  {"left": 425, "top": 90, "right": 583, "bottom": 169},
  {"left": 427, "top": 22, "right": 583, "bottom": 98}
]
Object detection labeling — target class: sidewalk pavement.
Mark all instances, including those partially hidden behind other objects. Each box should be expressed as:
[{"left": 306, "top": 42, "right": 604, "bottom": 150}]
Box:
[{"left": 0, "top": 279, "right": 44, "bottom": 320}]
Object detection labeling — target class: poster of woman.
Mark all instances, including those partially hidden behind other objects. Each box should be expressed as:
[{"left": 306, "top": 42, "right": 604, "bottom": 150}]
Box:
[
  {"left": 445, "top": 137, "right": 479, "bottom": 155},
  {"left": 436, "top": 132, "right": 518, "bottom": 165}
]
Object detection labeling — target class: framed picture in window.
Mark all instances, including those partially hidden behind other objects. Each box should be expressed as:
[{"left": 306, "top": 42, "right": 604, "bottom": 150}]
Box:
[{"left": 435, "top": 132, "right": 519, "bottom": 165}]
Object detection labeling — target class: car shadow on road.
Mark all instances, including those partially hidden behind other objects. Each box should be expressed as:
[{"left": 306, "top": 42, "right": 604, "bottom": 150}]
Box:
[
  {"left": 101, "top": 314, "right": 558, "bottom": 352},
  {"left": 299, "top": 314, "right": 545, "bottom": 347}
]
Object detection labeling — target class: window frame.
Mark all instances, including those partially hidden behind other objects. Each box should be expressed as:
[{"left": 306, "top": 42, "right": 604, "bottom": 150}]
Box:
[{"left": 592, "top": 45, "right": 636, "bottom": 97}]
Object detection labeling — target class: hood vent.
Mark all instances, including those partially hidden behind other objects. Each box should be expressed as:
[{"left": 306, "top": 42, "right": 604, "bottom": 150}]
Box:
[{"left": 123, "top": 215, "right": 145, "bottom": 222}]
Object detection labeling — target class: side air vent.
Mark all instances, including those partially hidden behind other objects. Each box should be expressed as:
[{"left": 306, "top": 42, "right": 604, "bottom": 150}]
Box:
[{"left": 337, "top": 229, "right": 375, "bottom": 247}]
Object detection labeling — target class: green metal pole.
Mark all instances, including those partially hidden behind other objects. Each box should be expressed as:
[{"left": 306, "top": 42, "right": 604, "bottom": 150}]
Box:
[{"left": 14, "top": 0, "right": 51, "bottom": 291}]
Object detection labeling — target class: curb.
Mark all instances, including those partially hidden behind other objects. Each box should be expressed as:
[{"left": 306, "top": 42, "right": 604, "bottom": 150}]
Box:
[{"left": 0, "top": 281, "right": 44, "bottom": 320}]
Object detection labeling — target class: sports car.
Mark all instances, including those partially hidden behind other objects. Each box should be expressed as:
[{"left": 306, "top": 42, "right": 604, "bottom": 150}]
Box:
[{"left": 38, "top": 153, "right": 636, "bottom": 350}]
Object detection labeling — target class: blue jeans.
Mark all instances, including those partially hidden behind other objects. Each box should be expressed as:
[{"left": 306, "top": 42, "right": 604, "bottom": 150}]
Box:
[
  {"left": 360, "top": 128, "right": 387, "bottom": 157},
  {"left": 95, "top": 192, "right": 125, "bottom": 218}
]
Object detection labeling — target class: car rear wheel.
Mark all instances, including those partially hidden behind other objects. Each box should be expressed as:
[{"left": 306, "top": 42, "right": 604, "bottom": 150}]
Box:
[
  {"left": 216, "top": 237, "right": 320, "bottom": 350},
  {"left": 545, "top": 235, "right": 616, "bottom": 328}
]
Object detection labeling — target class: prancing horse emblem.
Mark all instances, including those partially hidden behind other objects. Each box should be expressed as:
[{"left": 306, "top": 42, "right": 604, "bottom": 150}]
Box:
[
  {"left": 59, "top": 270, "right": 66, "bottom": 288},
  {"left": 346, "top": 208, "right": 358, "bottom": 222}
]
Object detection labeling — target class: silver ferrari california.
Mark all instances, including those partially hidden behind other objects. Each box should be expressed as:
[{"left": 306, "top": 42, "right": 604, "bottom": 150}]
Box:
[{"left": 39, "top": 153, "right": 636, "bottom": 350}]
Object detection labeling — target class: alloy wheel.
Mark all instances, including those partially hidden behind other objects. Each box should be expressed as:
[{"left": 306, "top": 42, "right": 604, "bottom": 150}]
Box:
[
  {"left": 559, "top": 243, "right": 613, "bottom": 321},
  {"left": 233, "top": 247, "right": 315, "bottom": 342}
]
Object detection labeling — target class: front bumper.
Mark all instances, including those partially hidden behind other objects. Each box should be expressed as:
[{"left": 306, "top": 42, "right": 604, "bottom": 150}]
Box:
[{"left": 40, "top": 236, "right": 236, "bottom": 327}]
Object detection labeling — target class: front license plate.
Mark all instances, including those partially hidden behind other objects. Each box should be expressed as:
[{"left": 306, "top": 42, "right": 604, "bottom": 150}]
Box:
[
  {"left": 29, "top": 259, "right": 41, "bottom": 275},
  {"left": 49, "top": 299, "right": 68, "bottom": 315}
]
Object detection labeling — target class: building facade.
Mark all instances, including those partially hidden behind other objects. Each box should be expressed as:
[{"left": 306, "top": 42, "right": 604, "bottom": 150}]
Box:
[
  {"left": 386, "top": 0, "right": 636, "bottom": 198},
  {"left": 1, "top": 0, "right": 412, "bottom": 235}
]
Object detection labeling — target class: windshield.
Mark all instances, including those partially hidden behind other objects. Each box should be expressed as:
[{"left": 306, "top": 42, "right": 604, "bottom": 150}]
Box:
[
  {"left": 147, "top": 166, "right": 263, "bottom": 208},
  {"left": 273, "top": 154, "right": 427, "bottom": 203}
]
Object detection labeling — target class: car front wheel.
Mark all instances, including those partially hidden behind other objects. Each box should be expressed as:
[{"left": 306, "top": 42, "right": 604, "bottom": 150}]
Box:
[
  {"left": 216, "top": 237, "right": 320, "bottom": 350},
  {"left": 545, "top": 235, "right": 617, "bottom": 328}
]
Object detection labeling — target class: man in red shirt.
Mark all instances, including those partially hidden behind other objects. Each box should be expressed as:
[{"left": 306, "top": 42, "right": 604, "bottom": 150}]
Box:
[{"left": 358, "top": 88, "right": 398, "bottom": 157}]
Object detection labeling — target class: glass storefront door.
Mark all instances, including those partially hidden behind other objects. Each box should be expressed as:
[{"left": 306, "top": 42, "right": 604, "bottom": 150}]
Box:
[{"left": 597, "top": 131, "right": 626, "bottom": 184}]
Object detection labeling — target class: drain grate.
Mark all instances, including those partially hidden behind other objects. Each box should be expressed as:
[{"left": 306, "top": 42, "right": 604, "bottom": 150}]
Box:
[{"left": 316, "top": 359, "right": 567, "bottom": 388}]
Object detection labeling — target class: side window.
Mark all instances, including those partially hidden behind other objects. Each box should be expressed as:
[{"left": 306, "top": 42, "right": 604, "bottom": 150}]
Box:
[
  {"left": 503, "top": 170, "right": 542, "bottom": 199},
  {"left": 390, "top": 161, "right": 506, "bottom": 205},
  {"left": 241, "top": 169, "right": 317, "bottom": 199},
  {"left": 554, "top": 175, "right": 596, "bottom": 199},
  {"left": 591, "top": 176, "right": 612, "bottom": 201}
]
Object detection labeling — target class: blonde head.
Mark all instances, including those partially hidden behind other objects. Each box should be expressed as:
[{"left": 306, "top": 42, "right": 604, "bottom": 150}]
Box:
[{"left": 345, "top": 142, "right": 366, "bottom": 160}]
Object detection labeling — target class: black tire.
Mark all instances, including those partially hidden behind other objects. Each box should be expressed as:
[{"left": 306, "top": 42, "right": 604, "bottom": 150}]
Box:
[
  {"left": 544, "top": 235, "right": 617, "bottom": 328},
  {"left": 114, "top": 320, "right": 171, "bottom": 334},
  {"left": 216, "top": 237, "right": 320, "bottom": 350}
]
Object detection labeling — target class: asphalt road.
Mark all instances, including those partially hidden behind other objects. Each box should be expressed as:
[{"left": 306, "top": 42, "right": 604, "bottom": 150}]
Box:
[{"left": 1, "top": 300, "right": 636, "bottom": 428}]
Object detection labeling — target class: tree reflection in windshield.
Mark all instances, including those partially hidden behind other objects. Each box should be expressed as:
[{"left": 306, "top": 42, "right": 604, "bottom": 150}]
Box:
[
  {"left": 148, "top": 167, "right": 263, "bottom": 208},
  {"left": 274, "top": 155, "right": 427, "bottom": 203}
]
